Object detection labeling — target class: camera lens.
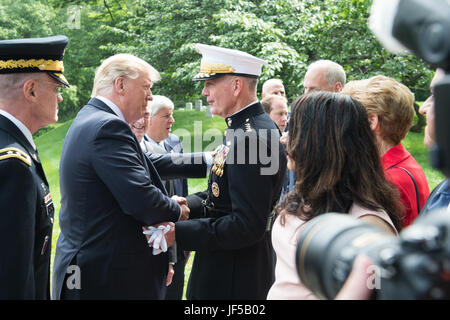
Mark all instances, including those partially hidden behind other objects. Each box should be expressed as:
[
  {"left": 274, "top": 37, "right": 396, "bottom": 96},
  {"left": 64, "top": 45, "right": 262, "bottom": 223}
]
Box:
[{"left": 296, "top": 213, "right": 396, "bottom": 299}]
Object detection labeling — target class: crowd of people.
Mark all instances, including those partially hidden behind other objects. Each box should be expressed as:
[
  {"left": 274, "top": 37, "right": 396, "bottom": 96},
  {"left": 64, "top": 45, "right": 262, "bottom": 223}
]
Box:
[{"left": 0, "top": 34, "right": 447, "bottom": 300}]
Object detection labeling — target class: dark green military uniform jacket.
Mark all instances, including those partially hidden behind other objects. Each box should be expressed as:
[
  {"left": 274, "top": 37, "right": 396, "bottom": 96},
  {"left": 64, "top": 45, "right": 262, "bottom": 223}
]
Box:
[
  {"left": 176, "top": 102, "right": 287, "bottom": 299},
  {"left": 0, "top": 114, "right": 54, "bottom": 299}
]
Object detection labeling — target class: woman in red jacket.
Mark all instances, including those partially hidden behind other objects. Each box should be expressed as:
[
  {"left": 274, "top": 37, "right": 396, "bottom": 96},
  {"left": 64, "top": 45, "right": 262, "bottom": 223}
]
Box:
[{"left": 343, "top": 76, "right": 430, "bottom": 227}]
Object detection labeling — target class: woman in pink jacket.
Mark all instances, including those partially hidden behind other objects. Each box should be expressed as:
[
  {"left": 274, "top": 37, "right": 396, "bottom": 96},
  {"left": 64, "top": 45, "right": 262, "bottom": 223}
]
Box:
[{"left": 267, "top": 92, "right": 402, "bottom": 300}]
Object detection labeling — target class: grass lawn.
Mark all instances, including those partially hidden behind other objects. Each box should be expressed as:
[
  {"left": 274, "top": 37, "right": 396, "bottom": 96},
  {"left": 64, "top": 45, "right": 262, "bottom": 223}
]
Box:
[{"left": 34, "top": 108, "right": 444, "bottom": 299}]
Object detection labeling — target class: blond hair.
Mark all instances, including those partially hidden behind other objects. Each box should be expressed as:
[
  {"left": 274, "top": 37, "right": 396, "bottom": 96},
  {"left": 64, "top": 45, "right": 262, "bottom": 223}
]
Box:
[
  {"left": 342, "top": 75, "right": 414, "bottom": 145},
  {"left": 91, "top": 53, "right": 160, "bottom": 97}
]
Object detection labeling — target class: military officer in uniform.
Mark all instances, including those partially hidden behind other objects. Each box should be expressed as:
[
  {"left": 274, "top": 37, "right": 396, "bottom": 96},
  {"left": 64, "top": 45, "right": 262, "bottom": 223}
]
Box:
[
  {"left": 169, "top": 44, "right": 287, "bottom": 299},
  {"left": 0, "top": 35, "right": 69, "bottom": 299}
]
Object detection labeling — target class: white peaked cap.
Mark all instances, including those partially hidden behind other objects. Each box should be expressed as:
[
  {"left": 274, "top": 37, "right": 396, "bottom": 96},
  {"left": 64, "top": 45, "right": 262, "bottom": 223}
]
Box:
[{"left": 193, "top": 43, "right": 267, "bottom": 81}]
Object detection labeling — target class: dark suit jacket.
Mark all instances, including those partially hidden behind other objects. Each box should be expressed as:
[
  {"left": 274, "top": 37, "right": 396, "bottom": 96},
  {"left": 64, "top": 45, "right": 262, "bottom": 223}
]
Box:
[
  {"left": 142, "top": 134, "right": 195, "bottom": 266},
  {"left": 0, "top": 114, "right": 54, "bottom": 299},
  {"left": 143, "top": 134, "right": 190, "bottom": 269},
  {"left": 52, "top": 98, "right": 183, "bottom": 300}
]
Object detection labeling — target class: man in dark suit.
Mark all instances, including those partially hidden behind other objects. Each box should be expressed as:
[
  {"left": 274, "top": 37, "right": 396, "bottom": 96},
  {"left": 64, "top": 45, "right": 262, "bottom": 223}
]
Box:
[
  {"left": 168, "top": 44, "right": 287, "bottom": 299},
  {"left": 130, "top": 94, "right": 203, "bottom": 299},
  {"left": 0, "top": 35, "right": 69, "bottom": 299},
  {"left": 52, "top": 54, "right": 194, "bottom": 300}
]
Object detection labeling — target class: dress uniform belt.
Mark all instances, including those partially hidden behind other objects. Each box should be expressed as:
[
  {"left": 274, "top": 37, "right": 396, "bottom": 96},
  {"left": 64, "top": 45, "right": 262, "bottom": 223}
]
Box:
[
  {"left": 201, "top": 200, "right": 277, "bottom": 232},
  {"left": 200, "top": 201, "right": 229, "bottom": 219}
]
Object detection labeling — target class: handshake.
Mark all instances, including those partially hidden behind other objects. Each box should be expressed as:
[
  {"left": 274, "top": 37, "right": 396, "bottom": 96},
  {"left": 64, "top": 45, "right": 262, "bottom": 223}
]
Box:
[{"left": 142, "top": 195, "right": 189, "bottom": 254}]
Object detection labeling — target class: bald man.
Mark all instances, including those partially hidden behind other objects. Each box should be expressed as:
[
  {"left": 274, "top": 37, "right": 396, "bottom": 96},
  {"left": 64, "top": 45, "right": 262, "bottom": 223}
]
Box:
[
  {"left": 303, "top": 60, "right": 346, "bottom": 94},
  {"left": 261, "top": 78, "right": 286, "bottom": 98}
]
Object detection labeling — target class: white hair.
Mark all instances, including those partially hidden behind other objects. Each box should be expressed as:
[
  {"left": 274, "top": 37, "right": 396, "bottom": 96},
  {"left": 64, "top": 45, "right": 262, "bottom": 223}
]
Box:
[
  {"left": 91, "top": 53, "right": 161, "bottom": 97},
  {"left": 262, "top": 78, "right": 283, "bottom": 94},
  {"left": 307, "top": 60, "right": 346, "bottom": 86},
  {"left": 148, "top": 95, "right": 174, "bottom": 117}
]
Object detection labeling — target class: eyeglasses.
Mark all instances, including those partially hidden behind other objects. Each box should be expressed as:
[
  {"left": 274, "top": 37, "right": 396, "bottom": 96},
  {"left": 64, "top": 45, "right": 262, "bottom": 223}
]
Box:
[{"left": 55, "top": 85, "right": 65, "bottom": 94}]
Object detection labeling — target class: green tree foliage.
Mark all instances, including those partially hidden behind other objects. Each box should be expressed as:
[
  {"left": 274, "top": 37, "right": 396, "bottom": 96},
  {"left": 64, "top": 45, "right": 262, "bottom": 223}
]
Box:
[
  {"left": 48, "top": 0, "right": 136, "bottom": 119},
  {"left": 0, "top": 0, "right": 55, "bottom": 39},
  {"left": 1, "top": 0, "right": 434, "bottom": 120},
  {"left": 116, "top": 0, "right": 432, "bottom": 105}
]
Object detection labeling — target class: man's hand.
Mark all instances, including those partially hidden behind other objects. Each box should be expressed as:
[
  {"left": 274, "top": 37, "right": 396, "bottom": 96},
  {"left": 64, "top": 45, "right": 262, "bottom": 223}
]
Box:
[
  {"left": 166, "top": 264, "right": 174, "bottom": 286},
  {"left": 172, "top": 195, "right": 190, "bottom": 221},
  {"left": 179, "top": 203, "right": 190, "bottom": 221},
  {"left": 172, "top": 195, "right": 187, "bottom": 206},
  {"left": 164, "top": 222, "right": 176, "bottom": 248}
]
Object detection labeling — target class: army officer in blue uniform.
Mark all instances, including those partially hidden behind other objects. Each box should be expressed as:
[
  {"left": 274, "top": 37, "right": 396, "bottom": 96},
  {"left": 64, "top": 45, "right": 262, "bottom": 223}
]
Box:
[
  {"left": 0, "top": 36, "right": 69, "bottom": 299},
  {"left": 169, "top": 44, "right": 287, "bottom": 299}
]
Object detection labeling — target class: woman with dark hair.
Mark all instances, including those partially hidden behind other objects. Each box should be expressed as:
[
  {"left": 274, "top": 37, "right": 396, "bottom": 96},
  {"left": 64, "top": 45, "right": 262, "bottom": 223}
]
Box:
[{"left": 267, "top": 92, "right": 403, "bottom": 300}]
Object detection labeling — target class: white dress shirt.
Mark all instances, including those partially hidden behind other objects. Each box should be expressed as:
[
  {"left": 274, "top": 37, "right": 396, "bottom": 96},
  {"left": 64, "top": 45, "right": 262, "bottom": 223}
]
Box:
[
  {"left": 96, "top": 96, "right": 126, "bottom": 122},
  {"left": 0, "top": 109, "right": 36, "bottom": 150}
]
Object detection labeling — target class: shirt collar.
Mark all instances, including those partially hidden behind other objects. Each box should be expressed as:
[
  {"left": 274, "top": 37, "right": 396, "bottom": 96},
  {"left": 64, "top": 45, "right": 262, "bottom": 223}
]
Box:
[
  {"left": 229, "top": 100, "right": 259, "bottom": 117},
  {"left": 0, "top": 109, "right": 36, "bottom": 150},
  {"left": 147, "top": 136, "right": 166, "bottom": 149},
  {"left": 96, "top": 96, "right": 126, "bottom": 122}
]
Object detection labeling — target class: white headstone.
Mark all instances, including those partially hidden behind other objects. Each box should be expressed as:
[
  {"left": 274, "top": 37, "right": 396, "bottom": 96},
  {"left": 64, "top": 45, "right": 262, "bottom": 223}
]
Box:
[
  {"left": 195, "top": 100, "right": 203, "bottom": 111},
  {"left": 205, "top": 105, "right": 213, "bottom": 118}
]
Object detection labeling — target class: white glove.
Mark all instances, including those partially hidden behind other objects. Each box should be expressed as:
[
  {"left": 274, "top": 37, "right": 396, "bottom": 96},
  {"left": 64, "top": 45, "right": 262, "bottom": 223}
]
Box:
[{"left": 143, "top": 225, "right": 171, "bottom": 255}]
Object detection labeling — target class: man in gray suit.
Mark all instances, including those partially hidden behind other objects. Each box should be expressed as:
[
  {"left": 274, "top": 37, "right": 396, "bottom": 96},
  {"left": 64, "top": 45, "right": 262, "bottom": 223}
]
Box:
[
  {"left": 131, "top": 95, "right": 209, "bottom": 299},
  {"left": 145, "top": 95, "right": 190, "bottom": 300}
]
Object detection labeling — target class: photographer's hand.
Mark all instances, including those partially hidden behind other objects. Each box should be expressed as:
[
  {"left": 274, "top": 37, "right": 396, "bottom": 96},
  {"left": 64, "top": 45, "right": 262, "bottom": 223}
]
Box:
[{"left": 335, "top": 254, "right": 374, "bottom": 300}]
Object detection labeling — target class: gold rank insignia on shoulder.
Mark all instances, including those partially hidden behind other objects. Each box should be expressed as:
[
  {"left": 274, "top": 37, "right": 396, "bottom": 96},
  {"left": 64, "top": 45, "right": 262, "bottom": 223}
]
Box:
[
  {"left": 211, "top": 144, "right": 230, "bottom": 177},
  {"left": 227, "top": 118, "right": 232, "bottom": 127},
  {"left": 0, "top": 147, "right": 32, "bottom": 166}
]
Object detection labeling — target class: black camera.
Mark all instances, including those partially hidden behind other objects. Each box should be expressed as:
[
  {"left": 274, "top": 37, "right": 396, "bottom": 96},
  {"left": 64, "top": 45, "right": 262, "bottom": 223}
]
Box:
[
  {"left": 370, "top": 0, "right": 450, "bottom": 175},
  {"left": 296, "top": 208, "right": 450, "bottom": 299}
]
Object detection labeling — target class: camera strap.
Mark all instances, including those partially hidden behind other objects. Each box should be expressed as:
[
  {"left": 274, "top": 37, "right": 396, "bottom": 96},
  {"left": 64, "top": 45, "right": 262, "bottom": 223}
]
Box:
[{"left": 387, "top": 166, "right": 420, "bottom": 216}]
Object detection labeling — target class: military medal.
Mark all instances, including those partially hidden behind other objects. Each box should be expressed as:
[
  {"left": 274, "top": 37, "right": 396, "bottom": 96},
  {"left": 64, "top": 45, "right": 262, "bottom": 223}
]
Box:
[
  {"left": 212, "top": 144, "right": 229, "bottom": 177},
  {"left": 212, "top": 182, "right": 220, "bottom": 197}
]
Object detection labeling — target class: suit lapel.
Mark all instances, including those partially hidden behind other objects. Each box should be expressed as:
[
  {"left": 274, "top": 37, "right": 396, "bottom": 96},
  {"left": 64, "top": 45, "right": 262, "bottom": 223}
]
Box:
[
  {"left": 163, "top": 140, "right": 172, "bottom": 153},
  {"left": 143, "top": 153, "right": 167, "bottom": 194},
  {"left": 86, "top": 98, "right": 168, "bottom": 194},
  {"left": 86, "top": 97, "right": 117, "bottom": 116}
]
